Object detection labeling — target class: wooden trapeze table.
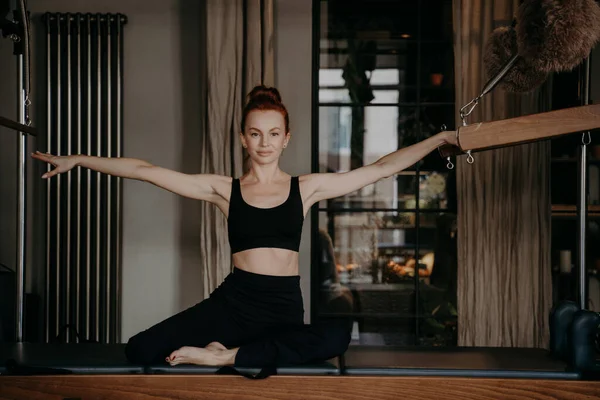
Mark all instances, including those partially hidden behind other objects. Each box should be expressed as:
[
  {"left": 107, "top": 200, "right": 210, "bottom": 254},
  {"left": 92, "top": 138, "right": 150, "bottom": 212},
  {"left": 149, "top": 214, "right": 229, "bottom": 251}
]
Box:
[
  {"left": 2, "top": 108, "right": 600, "bottom": 399},
  {"left": 1, "top": 343, "right": 599, "bottom": 399}
]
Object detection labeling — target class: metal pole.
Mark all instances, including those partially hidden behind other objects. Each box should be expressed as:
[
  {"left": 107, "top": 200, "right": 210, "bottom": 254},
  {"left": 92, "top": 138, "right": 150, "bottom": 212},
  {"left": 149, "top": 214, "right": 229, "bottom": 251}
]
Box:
[
  {"left": 16, "top": 54, "right": 26, "bottom": 343},
  {"left": 577, "top": 57, "right": 591, "bottom": 310},
  {"left": 578, "top": 139, "right": 587, "bottom": 309}
]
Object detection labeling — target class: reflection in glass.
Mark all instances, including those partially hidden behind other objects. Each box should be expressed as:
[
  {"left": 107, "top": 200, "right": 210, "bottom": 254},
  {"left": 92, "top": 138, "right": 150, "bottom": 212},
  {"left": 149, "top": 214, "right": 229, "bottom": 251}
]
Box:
[
  {"left": 318, "top": 173, "right": 419, "bottom": 210},
  {"left": 319, "top": 88, "right": 400, "bottom": 105},
  {"left": 417, "top": 211, "right": 458, "bottom": 347},
  {"left": 316, "top": 0, "right": 458, "bottom": 348},
  {"left": 419, "top": 171, "right": 449, "bottom": 209},
  {"left": 318, "top": 105, "right": 419, "bottom": 173},
  {"left": 316, "top": 210, "right": 458, "bottom": 346},
  {"left": 321, "top": 0, "right": 419, "bottom": 41},
  {"left": 316, "top": 211, "right": 456, "bottom": 284}
]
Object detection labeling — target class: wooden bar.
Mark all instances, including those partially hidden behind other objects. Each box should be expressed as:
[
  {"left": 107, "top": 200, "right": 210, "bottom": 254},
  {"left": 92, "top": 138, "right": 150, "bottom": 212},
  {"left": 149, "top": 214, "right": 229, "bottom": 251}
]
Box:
[
  {"left": 0, "top": 115, "right": 37, "bottom": 136},
  {"left": 1, "top": 375, "right": 599, "bottom": 400},
  {"left": 457, "top": 104, "right": 600, "bottom": 151}
]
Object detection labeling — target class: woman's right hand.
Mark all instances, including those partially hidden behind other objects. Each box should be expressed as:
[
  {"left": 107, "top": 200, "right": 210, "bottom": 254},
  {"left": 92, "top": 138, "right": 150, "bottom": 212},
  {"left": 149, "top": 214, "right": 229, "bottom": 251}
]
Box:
[{"left": 31, "top": 151, "right": 78, "bottom": 179}]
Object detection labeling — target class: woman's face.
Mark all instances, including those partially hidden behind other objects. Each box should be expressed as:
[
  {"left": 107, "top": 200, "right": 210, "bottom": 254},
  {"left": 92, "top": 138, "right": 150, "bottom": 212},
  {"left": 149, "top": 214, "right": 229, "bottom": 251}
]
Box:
[{"left": 241, "top": 109, "right": 290, "bottom": 164}]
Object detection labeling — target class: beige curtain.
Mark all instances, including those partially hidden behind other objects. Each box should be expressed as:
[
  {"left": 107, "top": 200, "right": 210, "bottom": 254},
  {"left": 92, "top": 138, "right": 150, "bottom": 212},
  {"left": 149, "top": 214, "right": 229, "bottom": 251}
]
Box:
[
  {"left": 200, "top": 0, "right": 275, "bottom": 296},
  {"left": 453, "top": 0, "right": 553, "bottom": 347}
]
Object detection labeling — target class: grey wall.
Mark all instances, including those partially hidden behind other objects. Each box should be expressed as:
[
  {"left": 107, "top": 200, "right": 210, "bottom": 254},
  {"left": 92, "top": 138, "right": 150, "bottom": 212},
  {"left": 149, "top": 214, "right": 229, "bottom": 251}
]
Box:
[
  {"left": 0, "top": 0, "right": 207, "bottom": 342},
  {"left": 0, "top": 0, "right": 314, "bottom": 341},
  {"left": 0, "top": 23, "right": 18, "bottom": 278}
]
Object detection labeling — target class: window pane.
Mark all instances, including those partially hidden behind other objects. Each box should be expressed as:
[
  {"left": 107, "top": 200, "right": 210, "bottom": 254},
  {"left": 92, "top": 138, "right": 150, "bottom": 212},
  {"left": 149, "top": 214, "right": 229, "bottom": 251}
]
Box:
[
  {"left": 420, "top": 84, "right": 455, "bottom": 104},
  {"left": 370, "top": 69, "right": 400, "bottom": 85},
  {"left": 318, "top": 66, "right": 417, "bottom": 105},
  {"left": 418, "top": 171, "right": 452, "bottom": 210},
  {"left": 315, "top": 210, "right": 419, "bottom": 346},
  {"left": 318, "top": 105, "right": 424, "bottom": 169},
  {"left": 322, "top": 0, "right": 419, "bottom": 41},
  {"left": 319, "top": 69, "right": 402, "bottom": 88},
  {"left": 316, "top": 210, "right": 458, "bottom": 346},
  {"left": 420, "top": 42, "right": 455, "bottom": 104},
  {"left": 319, "top": 47, "right": 418, "bottom": 73},
  {"left": 416, "top": 212, "right": 458, "bottom": 347},
  {"left": 316, "top": 211, "right": 444, "bottom": 287},
  {"left": 319, "top": 88, "right": 401, "bottom": 105},
  {"left": 420, "top": 0, "right": 454, "bottom": 41},
  {"left": 316, "top": 211, "right": 414, "bottom": 284},
  {"left": 316, "top": 0, "right": 458, "bottom": 349},
  {"left": 419, "top": 105, "right": 456, "bottom": 136},
  {"left": 319, "top": 68, "right": 346, "bottom": 87},
  {"left": 318, "top": 174, "right": 417, "bottom": 210}
]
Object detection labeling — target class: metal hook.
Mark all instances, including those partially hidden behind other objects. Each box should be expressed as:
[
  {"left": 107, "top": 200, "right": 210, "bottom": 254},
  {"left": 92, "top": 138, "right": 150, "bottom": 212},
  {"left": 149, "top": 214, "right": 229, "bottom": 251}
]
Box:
[
  {"left": 582, "top": 131, "right": 591, "bottom": 146},
  {"left": 466, "top": 150, "right": 474, "bottom": 164},
  {"left": 460, "top": 98, "right": 479, "bottom": 125},
  {"left": 446, "top": 157, "right": 454, "bottom": 170}
]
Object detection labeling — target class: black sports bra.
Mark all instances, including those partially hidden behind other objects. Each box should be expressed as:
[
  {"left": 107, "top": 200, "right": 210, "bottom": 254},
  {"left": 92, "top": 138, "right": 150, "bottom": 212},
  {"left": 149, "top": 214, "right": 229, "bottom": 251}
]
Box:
[{"left": 227, "top": 177, "right": 304, "bottom": 254}]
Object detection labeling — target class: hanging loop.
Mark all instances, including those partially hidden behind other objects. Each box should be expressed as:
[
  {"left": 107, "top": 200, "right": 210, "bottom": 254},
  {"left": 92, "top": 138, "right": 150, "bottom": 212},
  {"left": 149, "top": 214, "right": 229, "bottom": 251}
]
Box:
[
  {"left": 460, "top": 98, "right": 479, "bottom": 126},
  {"left": 466, "top": 150, "right": 474, "bottom": 164},
  {"left": 582, "top": 131, "right": 591, "bottom": 146},
  {"left": 446, "top": 157, "right": 454, "bottom": 170}
]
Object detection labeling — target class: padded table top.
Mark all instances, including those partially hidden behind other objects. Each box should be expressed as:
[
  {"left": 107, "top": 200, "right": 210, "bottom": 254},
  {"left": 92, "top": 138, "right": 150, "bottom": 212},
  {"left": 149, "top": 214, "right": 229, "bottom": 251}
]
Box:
[
  {"left": 0, "top": 343, "right": 144, "bottom": 374},
  {"left": 0, "top": 343, "right": 579, "bottom": 379},
  {"left": 342, "top": 346, "right": 579, "bottom": 379},
  {"left": 0, "top": 343, "right": 339, "bottom": 376}
]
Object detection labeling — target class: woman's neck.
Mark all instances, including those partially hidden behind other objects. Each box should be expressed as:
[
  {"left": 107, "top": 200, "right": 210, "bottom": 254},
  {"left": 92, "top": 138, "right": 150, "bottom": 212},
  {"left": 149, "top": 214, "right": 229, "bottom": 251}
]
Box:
[{"left": 244, "top": 163, "right": 286, "bottom": 184}]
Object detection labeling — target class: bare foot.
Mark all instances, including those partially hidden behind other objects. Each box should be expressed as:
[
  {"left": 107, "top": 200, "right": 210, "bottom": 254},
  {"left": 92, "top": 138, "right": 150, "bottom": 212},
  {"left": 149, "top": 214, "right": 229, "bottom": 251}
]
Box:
[
  {"left": 205, "top": 341, "right": 227, "bottom": 351},
  {"left": 166, "top": 344, "right": 237, "bottom": 366}
]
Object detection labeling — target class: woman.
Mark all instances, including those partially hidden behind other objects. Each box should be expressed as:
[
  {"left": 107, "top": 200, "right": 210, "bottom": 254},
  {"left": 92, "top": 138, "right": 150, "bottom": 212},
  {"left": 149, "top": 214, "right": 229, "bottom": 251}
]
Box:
[{"left": 32, "top": 86, "right": 457, "bottom": 368}]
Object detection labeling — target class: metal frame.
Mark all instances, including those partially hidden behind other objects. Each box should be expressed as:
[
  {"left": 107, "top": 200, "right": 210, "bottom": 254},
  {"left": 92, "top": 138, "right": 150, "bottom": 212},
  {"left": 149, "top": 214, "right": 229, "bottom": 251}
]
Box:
[
  {"left": 0, "top": 3, "right": 34, "bottom": 343},
  {"left": 0, "top": 116, "right": 36, "bottom": 135},
  {"left": 310, "top": 0, "right": 320, "bottom": 324},
  {"left": 577, "top": 56, "right": 592, "bottom": 310}
]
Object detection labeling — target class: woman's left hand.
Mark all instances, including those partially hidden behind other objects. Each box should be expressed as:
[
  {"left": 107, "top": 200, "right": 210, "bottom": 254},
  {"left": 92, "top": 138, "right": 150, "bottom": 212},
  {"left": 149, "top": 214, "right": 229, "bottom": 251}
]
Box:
[{"left": 442, "top": 130, "right": 458, "bottom": 147}]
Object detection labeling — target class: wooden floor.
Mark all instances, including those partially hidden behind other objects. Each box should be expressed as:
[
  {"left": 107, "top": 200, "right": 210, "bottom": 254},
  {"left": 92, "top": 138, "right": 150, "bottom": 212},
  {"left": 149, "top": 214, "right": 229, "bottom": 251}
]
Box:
[
  {"left": 2, "top": 344, "right": 598, "bottom": 399},
  {"left": 1, "top": 375, "right": 600, "bottom": 400}
]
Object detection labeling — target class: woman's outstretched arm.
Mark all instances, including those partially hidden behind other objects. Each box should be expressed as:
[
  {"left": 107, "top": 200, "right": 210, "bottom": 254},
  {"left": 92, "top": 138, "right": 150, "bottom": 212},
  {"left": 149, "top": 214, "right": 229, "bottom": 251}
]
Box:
[
  {"left": 31, "top": 151, "right": 229, "bottom": 203},
  {"left": 303, "top": 130, "right": 456, "bottom": 205}
]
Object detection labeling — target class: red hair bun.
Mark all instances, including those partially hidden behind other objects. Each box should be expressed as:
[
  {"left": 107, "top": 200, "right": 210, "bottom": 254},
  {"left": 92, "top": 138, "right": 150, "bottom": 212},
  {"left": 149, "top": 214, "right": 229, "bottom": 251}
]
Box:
[
  {"left": 241, "top": 85, "right": 289, "bottom": 133},
  {"left": 246, "top": 85, "right": 282, "bottom": 104}
]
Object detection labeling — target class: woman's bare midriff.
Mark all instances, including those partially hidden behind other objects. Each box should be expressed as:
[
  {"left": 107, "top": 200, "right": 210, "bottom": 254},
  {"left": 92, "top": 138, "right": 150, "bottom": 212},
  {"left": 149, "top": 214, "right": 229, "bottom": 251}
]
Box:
[{"left": 232, "top": 248, "right": 299, "bottom": 276}]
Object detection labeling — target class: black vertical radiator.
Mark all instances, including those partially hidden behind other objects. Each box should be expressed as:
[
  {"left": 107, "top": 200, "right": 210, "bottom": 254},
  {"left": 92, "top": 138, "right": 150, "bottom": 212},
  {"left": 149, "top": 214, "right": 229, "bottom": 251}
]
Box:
[{"left": 43, "top": 12, "right": 127, "bottom": 344}]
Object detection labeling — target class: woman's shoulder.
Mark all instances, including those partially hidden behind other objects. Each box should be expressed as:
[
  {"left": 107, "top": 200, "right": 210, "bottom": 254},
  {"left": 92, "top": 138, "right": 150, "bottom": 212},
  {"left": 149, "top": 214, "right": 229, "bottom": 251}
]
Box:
[
  {"left": 207, "top": 174, "right": 234, "bottom": 195},
  {"left": 297, "top": 172, "right": 327, "bottom": 187}
]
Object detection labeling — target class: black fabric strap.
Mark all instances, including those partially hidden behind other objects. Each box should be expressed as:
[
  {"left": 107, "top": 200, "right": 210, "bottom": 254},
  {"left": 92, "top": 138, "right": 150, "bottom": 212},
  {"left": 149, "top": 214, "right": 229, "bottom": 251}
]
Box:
[{"left": 231, "top": 178, "right": 240, "bottom": 200}]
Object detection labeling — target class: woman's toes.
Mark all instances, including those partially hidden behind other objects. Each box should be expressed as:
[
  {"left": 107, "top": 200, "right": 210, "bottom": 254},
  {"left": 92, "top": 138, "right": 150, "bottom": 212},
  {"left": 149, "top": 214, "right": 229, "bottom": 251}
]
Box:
[{"left": 167, "top": 349, "right": 182, "bottom": 363}]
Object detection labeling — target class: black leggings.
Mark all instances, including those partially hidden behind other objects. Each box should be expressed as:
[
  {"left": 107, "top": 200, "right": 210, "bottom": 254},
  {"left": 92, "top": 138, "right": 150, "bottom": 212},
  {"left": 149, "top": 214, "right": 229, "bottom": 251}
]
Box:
[{"left": 125, "top": 267, "right": 351, "bottom": 367}]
